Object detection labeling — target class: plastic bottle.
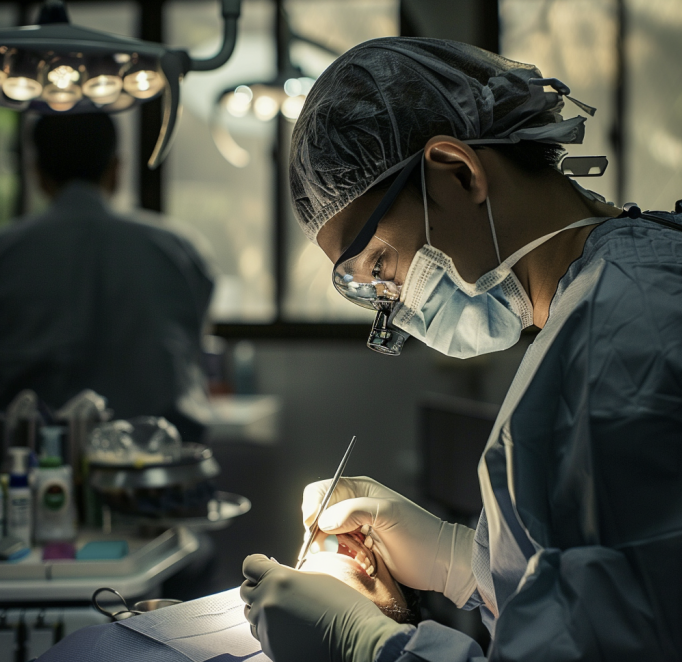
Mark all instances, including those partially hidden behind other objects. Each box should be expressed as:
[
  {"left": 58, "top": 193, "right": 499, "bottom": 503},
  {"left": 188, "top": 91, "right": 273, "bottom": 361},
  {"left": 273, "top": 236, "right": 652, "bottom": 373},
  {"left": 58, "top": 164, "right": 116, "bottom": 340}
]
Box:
[
  {"left": 7, "top": 447, "right": 32, "bottom": 546},
  {"left": 34, "top": 427, "right": 76, "bottom": 543}
]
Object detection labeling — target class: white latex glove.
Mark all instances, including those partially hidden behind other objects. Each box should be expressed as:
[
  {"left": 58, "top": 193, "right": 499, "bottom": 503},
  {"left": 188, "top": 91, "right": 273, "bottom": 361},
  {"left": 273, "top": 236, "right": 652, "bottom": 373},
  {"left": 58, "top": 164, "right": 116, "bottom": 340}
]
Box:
[
  {"left": 302, "top": 476, "right": 476, "bottom": 607},
  {"left": 241, "top": 555, "right": 409, "bottom": 662}
]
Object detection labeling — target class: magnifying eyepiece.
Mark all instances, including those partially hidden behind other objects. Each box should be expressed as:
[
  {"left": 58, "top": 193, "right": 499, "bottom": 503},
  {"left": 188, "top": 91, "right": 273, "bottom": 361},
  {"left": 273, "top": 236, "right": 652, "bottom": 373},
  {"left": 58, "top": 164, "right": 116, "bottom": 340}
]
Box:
[{"left": 367, "top": 308, "right": 409, "bottom": 356}]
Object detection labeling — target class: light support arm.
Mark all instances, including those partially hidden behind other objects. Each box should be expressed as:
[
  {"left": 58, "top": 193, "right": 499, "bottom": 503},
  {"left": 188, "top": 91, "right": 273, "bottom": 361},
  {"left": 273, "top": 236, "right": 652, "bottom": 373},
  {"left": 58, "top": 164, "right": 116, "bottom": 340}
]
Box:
[
  {"left": 187, "top": 0, "right": 241, "bottom": 72},
  {"left": 151, "top": 0, "right": 241, "bottom": 167}
]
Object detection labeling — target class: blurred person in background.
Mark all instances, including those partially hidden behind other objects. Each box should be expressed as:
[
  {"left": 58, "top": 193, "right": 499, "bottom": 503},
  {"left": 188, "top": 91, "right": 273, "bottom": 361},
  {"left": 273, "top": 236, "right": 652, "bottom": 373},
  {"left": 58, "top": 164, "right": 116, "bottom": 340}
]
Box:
[{"left": 0, "top": 114, "right": 213, "bottom": 439}]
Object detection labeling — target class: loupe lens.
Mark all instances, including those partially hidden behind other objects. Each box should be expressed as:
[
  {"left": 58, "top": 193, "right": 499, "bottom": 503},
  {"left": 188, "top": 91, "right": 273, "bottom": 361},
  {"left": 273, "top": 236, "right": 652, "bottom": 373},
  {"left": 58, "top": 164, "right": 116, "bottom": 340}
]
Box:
[{"left": 333, "top": 236, "right": 401, "bottom": 309}]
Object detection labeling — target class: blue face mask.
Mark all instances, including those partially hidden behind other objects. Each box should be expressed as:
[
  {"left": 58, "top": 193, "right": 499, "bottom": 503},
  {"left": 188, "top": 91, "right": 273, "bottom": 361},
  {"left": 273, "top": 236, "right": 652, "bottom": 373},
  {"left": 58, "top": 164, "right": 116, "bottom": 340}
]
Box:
[
  {"left": 391, "top": 161, "right": 604, "bottom": 358},
  {"left": 391, "top": 241, "right": 534, "bottom": 358}
]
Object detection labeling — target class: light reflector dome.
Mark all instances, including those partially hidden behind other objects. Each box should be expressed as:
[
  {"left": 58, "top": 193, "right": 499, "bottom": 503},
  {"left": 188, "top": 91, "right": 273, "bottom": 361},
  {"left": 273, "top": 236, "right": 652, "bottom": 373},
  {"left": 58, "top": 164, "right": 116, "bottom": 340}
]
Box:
[
  {"left": 82, "top": 74, "right": 123, "bottom": 105},
  {"left": 123, "top": 69, "right": 164, "bottom": 100}
]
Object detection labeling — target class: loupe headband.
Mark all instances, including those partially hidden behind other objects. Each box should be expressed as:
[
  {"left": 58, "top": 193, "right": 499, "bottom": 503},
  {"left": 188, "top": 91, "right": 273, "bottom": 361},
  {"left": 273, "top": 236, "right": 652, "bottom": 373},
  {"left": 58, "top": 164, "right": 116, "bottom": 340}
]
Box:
[{"left": 333, "top": 150, "right": 424, "bottom": 272}]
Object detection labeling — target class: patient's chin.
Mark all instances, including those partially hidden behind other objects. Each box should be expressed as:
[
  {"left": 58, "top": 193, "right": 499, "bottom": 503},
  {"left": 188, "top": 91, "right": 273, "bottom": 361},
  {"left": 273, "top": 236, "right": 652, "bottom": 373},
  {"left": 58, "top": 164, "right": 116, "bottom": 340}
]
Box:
[{"left": 300, "top": 547, "right": 408, "bottom": 621}]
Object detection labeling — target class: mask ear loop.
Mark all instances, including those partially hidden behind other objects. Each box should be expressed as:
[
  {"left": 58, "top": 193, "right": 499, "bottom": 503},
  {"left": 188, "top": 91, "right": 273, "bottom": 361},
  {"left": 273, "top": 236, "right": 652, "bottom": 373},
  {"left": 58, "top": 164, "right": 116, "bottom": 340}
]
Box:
[
  {"left": 421, "top": 152, "right": 431, "bottom": 246},
  {"left": 486, "top": 197, "right": 502, "bottom": 264},
  {"left": 423, "top": 151, "right": 503, "bottom": 266}
]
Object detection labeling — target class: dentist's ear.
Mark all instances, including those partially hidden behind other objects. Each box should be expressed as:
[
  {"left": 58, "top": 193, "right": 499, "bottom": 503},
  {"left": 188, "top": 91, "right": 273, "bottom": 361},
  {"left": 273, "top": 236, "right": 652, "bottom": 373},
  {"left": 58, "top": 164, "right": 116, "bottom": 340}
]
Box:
[{"left": 424, "top": 136, "right": 488, "bottom": 205}]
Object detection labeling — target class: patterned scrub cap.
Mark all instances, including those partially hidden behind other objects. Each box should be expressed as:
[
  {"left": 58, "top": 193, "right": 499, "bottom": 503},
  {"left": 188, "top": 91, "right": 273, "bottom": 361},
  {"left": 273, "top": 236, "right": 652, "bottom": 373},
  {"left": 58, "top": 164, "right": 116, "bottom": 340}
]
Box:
[{"left": 290, "top": 37, "right": 594, "bottom": 243}]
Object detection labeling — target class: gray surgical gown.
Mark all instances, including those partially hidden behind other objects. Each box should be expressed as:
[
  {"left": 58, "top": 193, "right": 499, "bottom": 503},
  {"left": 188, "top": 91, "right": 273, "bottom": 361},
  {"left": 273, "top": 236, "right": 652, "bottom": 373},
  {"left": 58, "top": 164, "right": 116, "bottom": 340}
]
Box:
[
  {"left": 382, "top": 211, "right": 682, "bottom": 661},
  {"left": 0, "top": 182, "right": 213, "bottom": 435}
]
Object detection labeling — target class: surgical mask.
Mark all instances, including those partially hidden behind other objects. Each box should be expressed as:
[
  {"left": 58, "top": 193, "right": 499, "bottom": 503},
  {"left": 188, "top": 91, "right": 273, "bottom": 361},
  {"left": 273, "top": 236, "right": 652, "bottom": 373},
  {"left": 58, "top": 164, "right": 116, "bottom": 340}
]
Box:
[
  {"left": 331, "top": 149, "right": 607, "bottom": 357},
  {"left": 391, "top": 158, "right": 605, "bottom": 358}
]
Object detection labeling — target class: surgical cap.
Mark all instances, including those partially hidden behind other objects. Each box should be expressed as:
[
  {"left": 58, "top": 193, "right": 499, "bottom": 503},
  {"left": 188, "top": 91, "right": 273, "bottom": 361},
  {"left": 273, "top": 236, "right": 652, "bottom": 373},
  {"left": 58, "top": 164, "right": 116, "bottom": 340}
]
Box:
[{"left": 290, "top": 37, "right": 593, "bottom": 243}]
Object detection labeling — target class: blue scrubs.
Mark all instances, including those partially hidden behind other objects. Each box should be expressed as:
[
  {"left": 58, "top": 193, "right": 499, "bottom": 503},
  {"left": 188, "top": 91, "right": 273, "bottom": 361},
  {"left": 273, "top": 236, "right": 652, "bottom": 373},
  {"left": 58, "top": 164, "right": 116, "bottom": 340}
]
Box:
[{"left": 383, "top": 211, "right": 682, "bottom": 661}]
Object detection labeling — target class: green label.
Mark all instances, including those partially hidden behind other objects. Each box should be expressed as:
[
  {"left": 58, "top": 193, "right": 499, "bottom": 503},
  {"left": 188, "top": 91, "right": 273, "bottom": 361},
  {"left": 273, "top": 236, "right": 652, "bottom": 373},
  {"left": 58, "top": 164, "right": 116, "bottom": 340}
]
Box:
[{"left": 44, "top": 484, "right": 66, "bottom": 511}]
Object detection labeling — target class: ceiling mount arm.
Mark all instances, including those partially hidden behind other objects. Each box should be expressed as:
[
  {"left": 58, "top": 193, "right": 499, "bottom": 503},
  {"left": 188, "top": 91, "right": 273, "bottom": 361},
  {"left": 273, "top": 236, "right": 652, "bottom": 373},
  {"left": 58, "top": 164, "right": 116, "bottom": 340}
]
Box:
[{"left": 187, "top": 0, "right": 241, "bottom": 72}]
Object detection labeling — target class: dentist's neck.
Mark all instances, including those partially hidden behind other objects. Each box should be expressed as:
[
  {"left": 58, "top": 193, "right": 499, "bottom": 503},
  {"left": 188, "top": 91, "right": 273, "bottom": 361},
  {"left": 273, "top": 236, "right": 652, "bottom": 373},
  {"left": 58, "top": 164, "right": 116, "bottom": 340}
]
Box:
[{"left": 479, "top": 152, "right": 620, "bottom": 328}]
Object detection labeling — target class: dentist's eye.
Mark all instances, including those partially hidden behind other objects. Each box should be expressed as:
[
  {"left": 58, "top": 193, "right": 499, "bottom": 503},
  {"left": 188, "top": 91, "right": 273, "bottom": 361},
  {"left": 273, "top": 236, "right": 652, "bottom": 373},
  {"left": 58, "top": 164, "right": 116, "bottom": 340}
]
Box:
[{"left": 372, "top": 256, "right": 384, "bottom": 280}]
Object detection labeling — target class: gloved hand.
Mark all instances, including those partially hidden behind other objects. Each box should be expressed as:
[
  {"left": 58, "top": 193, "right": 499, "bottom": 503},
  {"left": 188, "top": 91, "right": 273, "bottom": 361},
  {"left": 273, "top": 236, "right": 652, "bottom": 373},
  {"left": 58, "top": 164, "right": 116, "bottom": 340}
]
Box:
[
  {"left": 302, "top": 476, "right": 476, "bottom": 606},
  {"left": 241, "top": 555, "right": 408, "bottom": 662}
]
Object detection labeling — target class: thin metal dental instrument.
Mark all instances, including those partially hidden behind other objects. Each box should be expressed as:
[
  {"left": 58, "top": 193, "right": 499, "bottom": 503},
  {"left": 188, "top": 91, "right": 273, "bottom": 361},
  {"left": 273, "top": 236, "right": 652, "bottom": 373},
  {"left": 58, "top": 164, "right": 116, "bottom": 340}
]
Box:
[{"left": 295, "top": 435, "right": 357, "bottom": 569}]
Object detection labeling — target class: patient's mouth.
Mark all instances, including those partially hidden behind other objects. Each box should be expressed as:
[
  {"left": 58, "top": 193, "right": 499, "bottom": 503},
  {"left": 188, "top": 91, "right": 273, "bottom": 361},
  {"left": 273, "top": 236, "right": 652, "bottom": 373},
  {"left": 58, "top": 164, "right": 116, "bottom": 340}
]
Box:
[{"left": 336, "top": 530, "right": 377, "bottom": 577}]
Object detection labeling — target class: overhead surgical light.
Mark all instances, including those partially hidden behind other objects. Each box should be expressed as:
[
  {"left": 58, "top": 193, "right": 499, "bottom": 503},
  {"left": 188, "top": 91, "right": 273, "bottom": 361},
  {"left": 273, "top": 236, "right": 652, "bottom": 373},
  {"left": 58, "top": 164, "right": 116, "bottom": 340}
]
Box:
[
  {"left": 220, "top": 76, "right": 314, "bottom": 125},
  {"left": 82, "top": 55, "right": 124, "bottom": 105},
  {"left": 0, "top": 0, "right": 243, "bottom": 168},
  {"left": 210, "top": 2, "right": 334, "bottom": 168},
  {"left": 42, "top": 54, "right": 84, "bottom": 111},
  {"left": 122, "top": 56, "right": 166, "bottom": 100},
  {"left": 2, "top": 49, "right": 44, "bottom": 101}
]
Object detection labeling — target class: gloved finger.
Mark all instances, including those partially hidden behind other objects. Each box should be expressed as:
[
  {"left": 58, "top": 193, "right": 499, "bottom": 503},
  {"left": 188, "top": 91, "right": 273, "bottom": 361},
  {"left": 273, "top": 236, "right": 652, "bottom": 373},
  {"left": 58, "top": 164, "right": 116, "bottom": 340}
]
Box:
[
  {"left": 317, "top": 496, "right": 381, "bottom": 534},
  {"left": 302, "top": 477, "right": 373, "bottom": 527},
  {"left": 240, "top": 578, "right": 257, "bottom": 606},
  {"left": 242, "top": 554, "right": 274, "bottom": 584},
  {"left": 243, "top": 601, "right": 261, "bottom": 642}
]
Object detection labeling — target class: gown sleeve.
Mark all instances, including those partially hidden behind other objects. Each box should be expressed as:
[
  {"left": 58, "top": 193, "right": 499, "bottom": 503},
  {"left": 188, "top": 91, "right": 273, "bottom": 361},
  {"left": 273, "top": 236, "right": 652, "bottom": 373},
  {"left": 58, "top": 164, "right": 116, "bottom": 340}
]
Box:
[{"left": 379, "top": 247, "right": 682, "bottom": 661}]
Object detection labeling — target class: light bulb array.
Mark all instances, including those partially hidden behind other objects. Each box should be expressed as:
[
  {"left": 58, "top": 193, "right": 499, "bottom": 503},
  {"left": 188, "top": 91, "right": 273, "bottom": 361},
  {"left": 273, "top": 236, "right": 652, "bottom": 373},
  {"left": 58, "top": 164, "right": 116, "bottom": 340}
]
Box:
[
  {"left": 222, "top": 76, "right": 314, "bottom": 123},
  {"left": 0, "top": 48, "right": 165, "bottom": 111}
]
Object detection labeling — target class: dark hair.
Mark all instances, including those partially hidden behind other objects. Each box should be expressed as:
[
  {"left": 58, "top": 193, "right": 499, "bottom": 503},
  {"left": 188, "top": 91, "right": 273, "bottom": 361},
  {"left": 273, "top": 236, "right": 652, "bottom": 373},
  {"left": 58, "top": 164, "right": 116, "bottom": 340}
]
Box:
[
  {"left": 483, "top": 140, "right": 566, "bottom": 173},
  {"left": 32, "top": 113, "right": 118, "bottom": 186},
  {"left": 377, "top": 584, "right": 422, "bottom": 626},
  {"left": 372, "top": 140, "right": 566, "bottom": 199}
]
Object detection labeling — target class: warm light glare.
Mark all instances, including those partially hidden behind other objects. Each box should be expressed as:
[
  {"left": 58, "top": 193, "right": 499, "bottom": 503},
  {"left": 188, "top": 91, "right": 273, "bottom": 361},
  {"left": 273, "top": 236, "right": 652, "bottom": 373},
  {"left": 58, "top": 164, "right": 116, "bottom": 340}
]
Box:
[
  {"left": 42, "top": 82, "right": 82, "bottom": 111},
  {"left": 253, "top": 94, "right": 278, "bottom": 121},
  {"left": 47, "top": 65, "right": 80, "bottom": 89},
  {"left": 3, "top": 76, "right": 42, "bottom": 101},
  {"left": 284, "top": 77, "right": 314, "bottom": 97},
  {"left": 47, "top": 99, "right": 77, "bottom": 112},
  {"left": 82, "top": 74, "right": 123, "bottom": 105},
  {"left": 281, "top": 95, "right": 305, "bottom": 120},
  {"left": 284, "top": 78, "right": 302, "bottom": 97},
  {"left": 103, "top": 91, "right": 136, "bottom": 111},
  {"left": 123, "top": 69, "right": 164, "bottom": 99},
  {"left": 225, "top": 85, "right": 253, "bottom": 117}
]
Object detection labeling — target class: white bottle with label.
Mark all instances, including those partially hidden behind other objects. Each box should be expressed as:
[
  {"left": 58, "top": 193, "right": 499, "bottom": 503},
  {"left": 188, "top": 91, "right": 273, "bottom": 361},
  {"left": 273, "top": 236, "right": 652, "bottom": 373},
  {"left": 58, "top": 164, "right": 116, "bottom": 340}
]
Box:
[
  {"left": 34, "top": 427, "right": 76, "bottom": 543},
  {"left": 7, "top": 447, "right": 32, "bottom": 546}
]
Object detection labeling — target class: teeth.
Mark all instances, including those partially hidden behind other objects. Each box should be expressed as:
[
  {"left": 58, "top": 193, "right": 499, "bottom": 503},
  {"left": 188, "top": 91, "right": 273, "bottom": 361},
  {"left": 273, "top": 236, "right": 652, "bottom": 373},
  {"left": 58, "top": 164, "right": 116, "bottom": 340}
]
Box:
[
  {"left": 364, "top": 535, "right": 373, "bottom": 550},
  {"left": 360, "top": 524, "right": 370, "bottom": 536},
  {"left": 367, "top": 565, "right": 375, "bottom": 576}
]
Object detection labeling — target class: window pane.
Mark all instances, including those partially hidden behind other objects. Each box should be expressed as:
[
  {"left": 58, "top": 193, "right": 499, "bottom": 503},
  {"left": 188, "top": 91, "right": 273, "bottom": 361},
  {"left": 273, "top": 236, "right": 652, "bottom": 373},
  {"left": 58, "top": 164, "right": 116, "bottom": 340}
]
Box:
[
  {"left": 165, "top": 0, "right": 277, "bottom": 323},
  {"left": 500, "top": 0, "right": 619, "bottom": 204},
  {"left": 283, "top": 0, "right": 399, "bottom": 322},
  {"left": 626, "top": 0, "right": 682, "bottom": 209}
]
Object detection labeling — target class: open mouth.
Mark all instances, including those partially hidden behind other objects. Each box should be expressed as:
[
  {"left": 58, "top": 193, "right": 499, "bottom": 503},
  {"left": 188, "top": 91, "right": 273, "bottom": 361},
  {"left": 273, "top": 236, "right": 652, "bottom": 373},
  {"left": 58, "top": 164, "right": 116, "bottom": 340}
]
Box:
[{"left": 336, "top": 530, "right": 377, "bottom": 577}]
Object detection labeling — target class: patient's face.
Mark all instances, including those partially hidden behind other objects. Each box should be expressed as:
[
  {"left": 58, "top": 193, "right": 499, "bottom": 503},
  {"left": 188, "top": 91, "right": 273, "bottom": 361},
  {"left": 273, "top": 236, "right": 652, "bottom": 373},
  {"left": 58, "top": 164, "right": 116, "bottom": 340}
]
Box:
[{"left": 299, "top": 530, "right": 410, "bottom": 622}]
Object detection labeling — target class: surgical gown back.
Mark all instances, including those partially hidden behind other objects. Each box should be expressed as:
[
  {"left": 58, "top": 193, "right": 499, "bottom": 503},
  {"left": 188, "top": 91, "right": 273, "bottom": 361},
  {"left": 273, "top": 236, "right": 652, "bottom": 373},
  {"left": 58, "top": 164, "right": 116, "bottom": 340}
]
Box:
[{"left": 0, "top": 182, "right": 214, "bottom": 434}]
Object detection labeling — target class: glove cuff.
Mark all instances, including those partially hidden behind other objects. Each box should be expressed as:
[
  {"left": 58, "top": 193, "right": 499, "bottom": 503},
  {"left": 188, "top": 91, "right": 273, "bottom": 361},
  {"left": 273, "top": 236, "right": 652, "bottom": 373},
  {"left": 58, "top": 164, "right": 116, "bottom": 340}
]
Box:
[
  {"left": 433, "top": 523, "right": 477, "bottom": 607},
  {"left": 348, "top": 614, "right": 411, "bottom": 662}
]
